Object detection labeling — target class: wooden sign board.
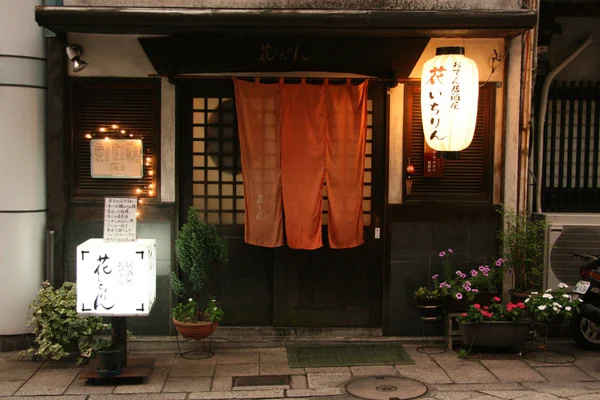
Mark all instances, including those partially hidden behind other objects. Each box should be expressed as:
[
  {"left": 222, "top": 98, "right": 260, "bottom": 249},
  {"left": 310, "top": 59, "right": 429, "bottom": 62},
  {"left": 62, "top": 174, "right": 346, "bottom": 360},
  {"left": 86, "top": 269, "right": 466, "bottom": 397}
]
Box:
[
  {"left": 91, "top": 139, "right": 143, "bottom": 179},
  {"left": 76, "top": 239, "right": 156, "bottom": 316},
  {"left": 424, "top": 141, "right": 444, "bottom": 178},
  {"left": 104, "top": 197, "right": 137, "bottom": 243}
]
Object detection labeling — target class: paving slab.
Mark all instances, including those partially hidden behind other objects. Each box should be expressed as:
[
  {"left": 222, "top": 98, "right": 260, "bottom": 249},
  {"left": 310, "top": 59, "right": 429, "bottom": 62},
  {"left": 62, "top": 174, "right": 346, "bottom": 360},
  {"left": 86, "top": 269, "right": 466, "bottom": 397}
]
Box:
[
  {"left": 0, "top": 380, "right": 25, "bottom": 396},
  {"left": 88, "top": 394, "right": 187, "bottom": 400},
  {"left": 259, "top": 349, "right": 289, "bottom": 363},
  {"left": 290, "top": 374, "right": 307, "bottom": 389},
  {"left": 14, "top": 367, "right": 81, "bottom": 396},
  {"left": 214, "top": 363, "right": 259, "bottom": 377},
  {"left": 430, "top": 392, "right": 481, "bottom": 400},
  {"left": 65, "top": 377, "right": 116, "bottom": 395},
  {"left": 394, "top": 347, "right": 452, "bottom": 384},
  {"left": 162, "top": 376, "right": 212, "bottom": 393},
  {"left": 285, "top": 387, "right": 344, "bottom": 397},
  {"left": 533, "top": 365, "right": 597, "bottom": 382},
  {"left": 188, "top": 389, "right": 284, "bottom": 399},
  {"left": 4, "top": 396, "right": 88, "bottom": 400},
  {"left": 520, "top": 382, "right": 600, "bottom": 398},
  {"left": 214, "top": 351, "right": 259, "bottom": 365},
  {"left": 480, "top": 360, "right": 546, "bottom": 383},
  {"left": 131, "top": 353, "right": 175, "bottom": 367},
  {"left": 428, "top": 383, "right": 524, "bottom": 391},
  {"left": 211, "top": 376, "right": 233, "bottom": 391},
  {"left": 259, "top": 361, "right": 299, "bottom": 375},
  {"left": 572, "top": 356, "right": 600, "bottom": 381},
  {"left": 112, "top": 366, "right": 169, "bottom": 394},
  {"left": 513, "top": 394, "right": 564, "bottom": 400},
  {"left": 0, "top": 359, "right": 43, "bottom": 380},
  {"left": 349, "top": 365, "right": 398, "bottom": 376},
  {"left": 479, "top": 390, "right": 541, "bottom": 399},
  {"left": 169, "top": 359, "right": 215, "bottom": 377},
  {"left": 306, "top": 372, "right": 351, "bottom": 389},
  {"left": 429, "top": 353, "right": 498, "bottom": 384},
  {"left": 304, "top": 366, "right": 350, "bottom": 373}
]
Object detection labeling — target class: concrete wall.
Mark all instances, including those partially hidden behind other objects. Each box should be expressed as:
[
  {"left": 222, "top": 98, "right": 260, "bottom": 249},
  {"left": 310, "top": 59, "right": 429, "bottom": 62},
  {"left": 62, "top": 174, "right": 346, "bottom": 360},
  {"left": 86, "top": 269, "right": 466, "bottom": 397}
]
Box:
[
  {"left": 550, "top": 17, "right": 600, "bottom": 82},
  {"left": 0, "top": 0, "right": 46, "bottom": 337},
  {"left": 63, "top": 0, "right": 524, "bottom": 10}
]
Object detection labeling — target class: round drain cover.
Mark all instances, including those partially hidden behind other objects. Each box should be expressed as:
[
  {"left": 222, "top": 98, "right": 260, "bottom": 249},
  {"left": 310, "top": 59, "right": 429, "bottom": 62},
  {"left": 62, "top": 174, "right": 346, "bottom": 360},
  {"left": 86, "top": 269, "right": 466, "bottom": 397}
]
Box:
[{"left": 345, "top": 376, "right": 427, "bottom": 400}]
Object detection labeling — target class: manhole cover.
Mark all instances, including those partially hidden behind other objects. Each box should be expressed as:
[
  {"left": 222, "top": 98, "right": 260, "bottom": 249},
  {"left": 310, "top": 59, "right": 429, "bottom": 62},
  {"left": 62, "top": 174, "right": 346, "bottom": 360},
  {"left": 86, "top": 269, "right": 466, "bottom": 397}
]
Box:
[{"left": 345, "top": 376, "right": 427, "bottom": 400}]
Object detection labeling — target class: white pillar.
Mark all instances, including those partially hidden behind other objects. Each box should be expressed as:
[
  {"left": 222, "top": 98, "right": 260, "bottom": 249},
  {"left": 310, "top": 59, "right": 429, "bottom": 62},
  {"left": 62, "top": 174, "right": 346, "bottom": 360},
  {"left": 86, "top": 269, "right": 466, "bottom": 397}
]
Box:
[{"left": 0, "top": 0, "right": 46, "bottom": 335}]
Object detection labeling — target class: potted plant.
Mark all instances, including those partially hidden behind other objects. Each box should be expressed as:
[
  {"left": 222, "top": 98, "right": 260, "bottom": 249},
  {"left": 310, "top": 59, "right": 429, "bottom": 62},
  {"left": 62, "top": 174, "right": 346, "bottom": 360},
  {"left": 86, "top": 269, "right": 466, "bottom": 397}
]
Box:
[
  {"left": 414, "top": 287, "right": 443, "bottom": 319},
  {"left": 170, "top": 207, "right": 228, "bottom": 340},
  {"left": 497, "top": 207, "right": 547, "bottom": 302},
  {"left": 457, "top": 296, "right": 530, "bottom": 349},
  {"left": 525, "top": 283, "right": 580, "bottom": 338},
  {"left": 22, "top": 281, "right": 111, "bottom": 365}
]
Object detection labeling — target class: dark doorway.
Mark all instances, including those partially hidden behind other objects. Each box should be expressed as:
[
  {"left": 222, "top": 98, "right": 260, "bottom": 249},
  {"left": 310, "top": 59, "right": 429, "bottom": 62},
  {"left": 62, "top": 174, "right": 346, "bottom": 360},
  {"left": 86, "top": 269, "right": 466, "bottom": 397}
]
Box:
[{"left": 178, "top": 79, "right": 385, "bottom": 327}]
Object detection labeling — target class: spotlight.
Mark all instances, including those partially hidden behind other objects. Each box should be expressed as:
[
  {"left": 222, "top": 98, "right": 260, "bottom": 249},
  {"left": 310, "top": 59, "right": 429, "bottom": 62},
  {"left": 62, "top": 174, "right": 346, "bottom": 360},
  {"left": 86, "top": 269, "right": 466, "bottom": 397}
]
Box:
[{"left": 65, "top": 44, "right": 88, "bottom": 73}]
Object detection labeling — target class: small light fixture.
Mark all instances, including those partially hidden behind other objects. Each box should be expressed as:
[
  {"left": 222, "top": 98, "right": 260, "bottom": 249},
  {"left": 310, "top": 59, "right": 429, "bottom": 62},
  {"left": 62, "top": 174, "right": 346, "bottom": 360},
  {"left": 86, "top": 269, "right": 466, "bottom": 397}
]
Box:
[
  {"left": 421, "top": 46, "right": 479, "bottom": 159},
  {"left": 65, "top": 44, "right": 88, "bottom": 73}
]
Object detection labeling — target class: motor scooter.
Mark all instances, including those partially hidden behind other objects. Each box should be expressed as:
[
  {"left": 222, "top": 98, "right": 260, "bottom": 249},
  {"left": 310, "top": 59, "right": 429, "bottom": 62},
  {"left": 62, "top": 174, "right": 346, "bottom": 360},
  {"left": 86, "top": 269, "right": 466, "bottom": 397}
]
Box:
[{"left": 569, "top": 252, "right": 600, "bottom": 350}]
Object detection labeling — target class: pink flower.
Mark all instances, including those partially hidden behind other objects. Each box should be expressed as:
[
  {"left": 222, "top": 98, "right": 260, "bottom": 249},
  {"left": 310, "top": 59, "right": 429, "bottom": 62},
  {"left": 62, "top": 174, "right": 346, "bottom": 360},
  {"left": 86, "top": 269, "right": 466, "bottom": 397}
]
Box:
[
  {"left": 432, "top": 274, "right": 439, "bottom": 280},
  {"left": 448, "top": 249, "right": 453, "bottom": 253},
  {"left": 439, "top": 251, "right": 446, "bottom": 257},
  {"left": 472, "top": 288, "right": 479, "bottom": 293},
  {"left": 460, "top": 273, "right": 467, "bottom": 279},
  {"left": 478, "top": 265, "right": 486, "bottom": 272},
  {"left": 470, "top": 270, "right": 478, "bottom": 277},
  {"left": 455, "top": 293, "right": 463, "bottom": 300},
  {"left": 495, "top": 258, "right": 504, "bottom": 266}
]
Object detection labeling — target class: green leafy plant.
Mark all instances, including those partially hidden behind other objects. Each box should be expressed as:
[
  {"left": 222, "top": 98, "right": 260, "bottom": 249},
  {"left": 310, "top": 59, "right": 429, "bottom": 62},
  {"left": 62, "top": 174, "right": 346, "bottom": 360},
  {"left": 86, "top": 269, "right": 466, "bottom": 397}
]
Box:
[
  {"left": 497, "top": 206, "right": 547, "bottom": 293},
  {"left": 525, "top": 283, "right": 580, "bottom": 322},
  {"left": 432, "top": 248, "right": 479, "bottom": 301},
  {"left": 414, "top": 287, "right": 442, "bottom": 301},
  {"left": 457, "top": 348, "right": 470, "bottom": 359},
  {"left": 22, "top": 281, "right": 110, "bottom": 365},
  {"left": 457, "top": 296, "right": 526, "bottom": 323},
  {"left": 171, "top": 207, "right": 228, "bottom": 323}
]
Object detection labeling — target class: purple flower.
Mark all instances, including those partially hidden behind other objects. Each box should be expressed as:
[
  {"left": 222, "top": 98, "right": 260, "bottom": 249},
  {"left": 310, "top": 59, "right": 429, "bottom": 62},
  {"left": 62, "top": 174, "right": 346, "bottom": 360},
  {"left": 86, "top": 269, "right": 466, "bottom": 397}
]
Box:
[
  {"left": 462, "top": 283, "right": 471, "bottom": 291},
  {"left": 460, "top": 273, "right": 467, "bottom": 279},
  {"left": 439, "top": 251, "right": 446, "bottom": 257},
  {"left": 495, "top": 258, "right": 505, "bottom": 266},
  {"left": 455, "top": 270, "right": 463, "bottom": 275},
  {"left": 483, "top": 271, "right": 489, "bottom": 276},
  {"left": 472, "top": 288, "right": 479, "bottom": 293},
  {"left": 465, "top": 286, "right": 472, "bottom": 292},
  {"left": 455, "top": 293, "right": 463, "bottom": 300},
  {"left": 470, "top": 270, "right": 478, "bottom": 277},
  {"left": 432, "top": 274, "right": 439, "bottom": 280},
  {"left": 448, "top": 249, "right": 453, "bottom": 253},
  {"left": 478, "top": 265, "right": 486, "bottom": 272}
]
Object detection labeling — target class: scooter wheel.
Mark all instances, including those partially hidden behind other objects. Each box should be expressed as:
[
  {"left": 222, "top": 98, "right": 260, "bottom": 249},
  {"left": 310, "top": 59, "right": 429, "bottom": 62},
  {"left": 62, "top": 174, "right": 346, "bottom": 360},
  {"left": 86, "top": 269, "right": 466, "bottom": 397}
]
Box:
[{"left": 570, "top": 313, "right": 600, "bottom": 351}]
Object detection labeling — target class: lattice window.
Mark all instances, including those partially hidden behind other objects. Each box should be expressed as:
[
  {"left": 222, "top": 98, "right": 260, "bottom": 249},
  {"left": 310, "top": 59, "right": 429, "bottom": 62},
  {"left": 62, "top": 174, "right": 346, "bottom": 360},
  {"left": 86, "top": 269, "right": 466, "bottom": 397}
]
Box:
[{"left": 191, "top": 84, "right": 372, "bottom": 225}]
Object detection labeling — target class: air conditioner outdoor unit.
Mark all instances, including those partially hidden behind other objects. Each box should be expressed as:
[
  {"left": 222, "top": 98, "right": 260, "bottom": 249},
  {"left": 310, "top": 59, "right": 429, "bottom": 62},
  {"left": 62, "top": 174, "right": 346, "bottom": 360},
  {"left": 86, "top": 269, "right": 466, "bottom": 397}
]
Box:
[{"left": 538, "top": 213, "right": 600, "bottom": 290}]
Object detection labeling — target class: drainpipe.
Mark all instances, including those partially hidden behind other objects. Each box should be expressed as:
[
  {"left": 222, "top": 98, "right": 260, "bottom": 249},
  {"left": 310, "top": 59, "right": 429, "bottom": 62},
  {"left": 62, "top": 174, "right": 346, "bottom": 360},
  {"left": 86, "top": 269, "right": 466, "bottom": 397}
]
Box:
[{"left": 535, "top": 35, "right": 593, "bottom": 213}]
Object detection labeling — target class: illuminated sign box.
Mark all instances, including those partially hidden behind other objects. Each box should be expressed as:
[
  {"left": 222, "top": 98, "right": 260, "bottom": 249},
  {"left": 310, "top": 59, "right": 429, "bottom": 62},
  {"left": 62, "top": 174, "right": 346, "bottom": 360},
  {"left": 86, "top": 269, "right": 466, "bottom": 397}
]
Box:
[
  {"left": 76, "top": 239, "right": 156, "bottom": 317},
  {"left": 90, "top": 139, "right": 143, "bottom": 179}
]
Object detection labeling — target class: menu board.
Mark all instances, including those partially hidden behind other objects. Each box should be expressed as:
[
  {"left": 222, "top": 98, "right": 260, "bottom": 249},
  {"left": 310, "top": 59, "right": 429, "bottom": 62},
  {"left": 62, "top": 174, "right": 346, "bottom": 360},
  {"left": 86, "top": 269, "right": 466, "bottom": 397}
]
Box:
[
  {"left": 104, "top": 197, "right": 137, "bottom": 243},
  {"left": 91, "top": 139, "right": 143, "bottom": 179}
]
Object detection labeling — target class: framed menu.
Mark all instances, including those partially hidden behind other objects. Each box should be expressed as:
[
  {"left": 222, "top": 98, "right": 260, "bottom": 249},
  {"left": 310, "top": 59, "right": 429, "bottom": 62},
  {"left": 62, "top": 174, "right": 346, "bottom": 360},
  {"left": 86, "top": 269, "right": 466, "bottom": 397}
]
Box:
[{"left": 91, "top": 139, "right": 143, "bottom": 179}]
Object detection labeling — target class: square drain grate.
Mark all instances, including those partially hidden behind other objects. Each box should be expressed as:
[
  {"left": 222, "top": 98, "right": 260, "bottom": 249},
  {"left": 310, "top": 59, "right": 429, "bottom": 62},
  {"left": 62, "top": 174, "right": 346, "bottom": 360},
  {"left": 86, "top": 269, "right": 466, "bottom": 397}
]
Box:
[{"left": 232, "top": 375, "right": 290, "bottom": 388}]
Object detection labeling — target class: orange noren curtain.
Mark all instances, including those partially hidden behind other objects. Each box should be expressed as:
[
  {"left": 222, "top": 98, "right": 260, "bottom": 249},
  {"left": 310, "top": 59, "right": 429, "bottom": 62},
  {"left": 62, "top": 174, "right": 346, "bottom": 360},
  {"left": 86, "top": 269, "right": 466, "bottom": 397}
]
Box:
[
  {"left": 281, "top": 81, "right": 327, "bottom": 250},
  {"left": 325, "top": 81, "right": 368, "bottom": 248},
  {"left": 233, "top": 78, "right": 284, "bottom": 247},
  {"left": 234, "top": 78, "right": 368, "bottom": 250}
]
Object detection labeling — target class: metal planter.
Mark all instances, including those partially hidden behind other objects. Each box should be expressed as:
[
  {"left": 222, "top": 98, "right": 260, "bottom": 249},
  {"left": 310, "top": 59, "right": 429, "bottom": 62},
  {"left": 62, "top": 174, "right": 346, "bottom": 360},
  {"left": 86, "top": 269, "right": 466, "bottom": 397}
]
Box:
[{"left": 459, "top": 321, "right": 531, "bottom": 349}]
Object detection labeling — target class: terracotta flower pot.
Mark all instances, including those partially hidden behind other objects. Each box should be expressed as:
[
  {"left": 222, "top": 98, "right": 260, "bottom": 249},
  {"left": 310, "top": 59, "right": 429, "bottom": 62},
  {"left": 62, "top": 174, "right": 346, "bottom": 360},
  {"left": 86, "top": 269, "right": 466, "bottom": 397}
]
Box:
[{"left": 172, "top": 318, "right": 218, "bottom": 340}]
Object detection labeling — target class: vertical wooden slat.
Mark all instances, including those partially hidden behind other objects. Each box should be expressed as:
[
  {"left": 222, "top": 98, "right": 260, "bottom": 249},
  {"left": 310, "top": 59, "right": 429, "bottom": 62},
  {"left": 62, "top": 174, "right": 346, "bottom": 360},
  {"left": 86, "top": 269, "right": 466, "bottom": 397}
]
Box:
[
  {"left": 549, "top": 82, "right": 558, "bottom": 209},
  {"left": 557, "top": 82, "right": 567, "bottom": 209},
  {"left": 583, "top": 81, "right": 593, "bottom": 209},
  {"left": 575, "top": 81, "right": 585, "bottom": 208},
  {"left": 594, "top": 82, "right": 600, "bottom": 207},
  {"left": 566, "top": 82, "right": 576, "bottom": 206}
]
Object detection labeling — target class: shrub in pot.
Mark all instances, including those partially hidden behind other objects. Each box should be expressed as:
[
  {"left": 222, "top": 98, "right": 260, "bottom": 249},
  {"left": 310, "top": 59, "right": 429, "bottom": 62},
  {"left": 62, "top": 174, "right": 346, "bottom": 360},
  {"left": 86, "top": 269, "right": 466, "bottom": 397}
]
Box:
[
  {"left": 171, "top": 207, "right": 228, "bottom": 339},
  {"left": 414, "top": 286, "right": 443, "bottom": 319},
  {"left": 22, "top": 281, "right": 110, "bottom": 365}
]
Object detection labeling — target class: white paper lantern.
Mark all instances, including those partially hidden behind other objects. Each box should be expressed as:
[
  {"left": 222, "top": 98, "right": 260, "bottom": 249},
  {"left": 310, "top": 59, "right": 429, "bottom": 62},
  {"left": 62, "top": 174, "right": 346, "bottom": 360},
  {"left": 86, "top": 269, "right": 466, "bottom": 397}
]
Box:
[{"left": 421, "top": 46, "right": 479, "bottom": 159}]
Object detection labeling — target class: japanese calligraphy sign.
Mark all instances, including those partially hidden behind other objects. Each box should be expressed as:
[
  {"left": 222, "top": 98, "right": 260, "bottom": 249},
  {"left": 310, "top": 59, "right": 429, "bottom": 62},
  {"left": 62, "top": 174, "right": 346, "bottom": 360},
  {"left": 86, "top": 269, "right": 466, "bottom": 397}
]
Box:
[
  {"left": 104, "top": 197, "right": 137, "bottom": 243},
  {"left": 77, "top": 239, "right": 156, "bottom": 316},
  {"left": 420, "top": 46, "right": 479, "bottom": 156},
  {"left": 424, "top": 141, "right": 444, "bottom": 178},
  {"left": 91, "top": 139, "right": 143, "bottom": 179}
]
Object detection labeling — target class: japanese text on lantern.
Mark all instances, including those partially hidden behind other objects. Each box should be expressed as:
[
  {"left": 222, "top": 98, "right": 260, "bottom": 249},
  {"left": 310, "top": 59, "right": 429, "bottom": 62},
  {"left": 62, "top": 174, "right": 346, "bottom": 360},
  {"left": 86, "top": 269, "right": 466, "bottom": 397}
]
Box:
[
  {"left": 451, "top": 61, "right": 462, "bottom": 109},
  {"left": 93, "top": 253, "right": 114, "bottom": 311},
  {"left": 426, "top": 66, "right": 446, "bottom": 142},
  {"left": 104, "top": 197, "right": 137, "bottom": 243}
]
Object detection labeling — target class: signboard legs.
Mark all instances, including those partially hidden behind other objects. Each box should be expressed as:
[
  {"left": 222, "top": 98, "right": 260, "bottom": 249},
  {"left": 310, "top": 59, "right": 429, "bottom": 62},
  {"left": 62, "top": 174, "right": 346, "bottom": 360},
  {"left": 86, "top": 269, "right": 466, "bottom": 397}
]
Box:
[{"left": 111, "top": 317, "right": 128, "bottom": 368}]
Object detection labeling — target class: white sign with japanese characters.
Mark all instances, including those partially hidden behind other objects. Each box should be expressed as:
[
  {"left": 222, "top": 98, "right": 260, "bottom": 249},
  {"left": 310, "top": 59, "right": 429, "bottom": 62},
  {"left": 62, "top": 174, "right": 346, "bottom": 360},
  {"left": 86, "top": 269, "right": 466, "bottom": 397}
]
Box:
[
  {"left": 104, "top": 197, "right": 137, "bottom": 243},
  {"left": 76, "top": 239, "right": 156, "bottom": 316}
]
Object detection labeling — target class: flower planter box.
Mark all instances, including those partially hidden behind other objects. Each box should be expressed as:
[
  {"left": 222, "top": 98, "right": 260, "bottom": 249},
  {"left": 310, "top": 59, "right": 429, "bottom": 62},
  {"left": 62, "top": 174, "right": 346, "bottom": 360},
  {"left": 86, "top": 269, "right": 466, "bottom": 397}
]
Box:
[
  {"left": 444, "top": 292, "right": 497, "bottom": 313},
  {"left": 459, "top": 321, "right": 531, "bottom": 348}
]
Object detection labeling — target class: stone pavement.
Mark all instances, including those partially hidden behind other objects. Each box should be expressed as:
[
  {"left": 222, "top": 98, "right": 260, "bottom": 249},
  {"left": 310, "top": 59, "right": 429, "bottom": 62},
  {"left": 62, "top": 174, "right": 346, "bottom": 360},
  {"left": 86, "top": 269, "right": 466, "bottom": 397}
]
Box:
[{"left": 1, "top": 342, "right": 600, "bottom": 400}]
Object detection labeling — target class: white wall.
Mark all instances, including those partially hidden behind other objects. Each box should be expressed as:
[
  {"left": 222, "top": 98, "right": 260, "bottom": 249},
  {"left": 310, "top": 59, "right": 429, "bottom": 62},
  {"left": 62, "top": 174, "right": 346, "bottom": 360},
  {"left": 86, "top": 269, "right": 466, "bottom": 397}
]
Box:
[{"left": 0, "top": 0, "right": 46, "bottom": 335}]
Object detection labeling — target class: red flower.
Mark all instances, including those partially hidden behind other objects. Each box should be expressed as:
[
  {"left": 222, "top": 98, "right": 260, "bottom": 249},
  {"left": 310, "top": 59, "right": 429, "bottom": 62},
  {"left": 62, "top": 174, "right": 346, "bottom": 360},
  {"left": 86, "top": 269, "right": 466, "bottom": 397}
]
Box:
[
  {"left": 483, "top": 306, "right": 489, "bottom": 310},
  {"left": 493, "top": 296, "right": 501, "bottom": 302},
  {"left": 474, "top": 304, "right": 481, "bottom": 309},
  {"left": 517, "top": 302, "right": 525, "bottom": 309},
  {"left": 461, "top": 313, "right": 468, "bottom": 317}
]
